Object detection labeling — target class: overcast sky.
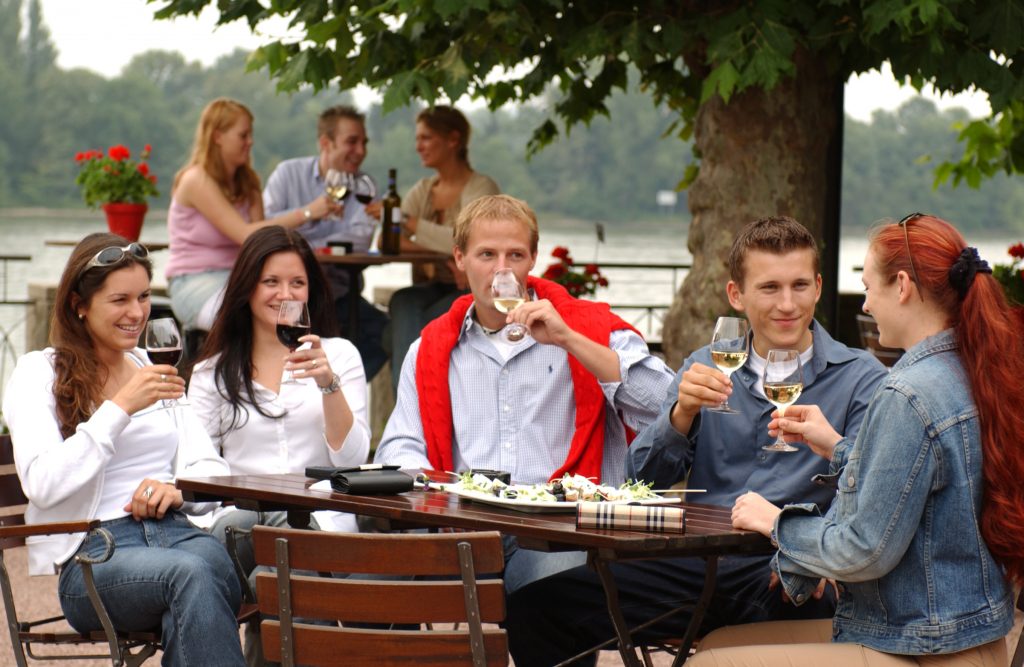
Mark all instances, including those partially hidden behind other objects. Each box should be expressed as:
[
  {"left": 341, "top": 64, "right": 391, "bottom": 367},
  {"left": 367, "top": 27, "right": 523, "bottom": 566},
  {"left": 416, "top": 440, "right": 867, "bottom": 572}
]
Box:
[{"left": 37, "top": 0, "right": 992, "bottom": 122}]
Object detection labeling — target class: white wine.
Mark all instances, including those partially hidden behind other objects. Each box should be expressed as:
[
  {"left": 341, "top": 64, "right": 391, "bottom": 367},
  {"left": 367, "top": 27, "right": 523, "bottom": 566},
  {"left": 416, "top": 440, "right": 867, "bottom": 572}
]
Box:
[
  {"left": 711, "top": 350, "right": 747, "bottom": 373},
  {"left": 326, "top": 184, "right": 348, "bottom": 202},
  {"left": 765, "top": 382, "right": 802, "bottom": 408},
  {"left": 494, "top": 297, "right": 525, "bottom": 313}
]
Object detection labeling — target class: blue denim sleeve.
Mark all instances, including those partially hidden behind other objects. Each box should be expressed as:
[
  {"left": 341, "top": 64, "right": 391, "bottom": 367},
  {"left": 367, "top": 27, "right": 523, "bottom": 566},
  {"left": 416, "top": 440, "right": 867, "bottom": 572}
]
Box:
[
  {"left": 774, "top": 385, "right": 937, "bottom": 584},
  {"left": 625, "top": 365, "right": 696, "bottom": 488}
]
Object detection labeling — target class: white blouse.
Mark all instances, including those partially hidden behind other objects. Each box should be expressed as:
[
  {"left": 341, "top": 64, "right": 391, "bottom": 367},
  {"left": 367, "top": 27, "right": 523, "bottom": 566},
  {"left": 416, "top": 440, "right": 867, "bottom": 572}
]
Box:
[
  {"left": 3, "top": 348, "right": 230, "bottom": 575},
  {"left": 188, "top": 337, "right": 371, "bottom": 531}
]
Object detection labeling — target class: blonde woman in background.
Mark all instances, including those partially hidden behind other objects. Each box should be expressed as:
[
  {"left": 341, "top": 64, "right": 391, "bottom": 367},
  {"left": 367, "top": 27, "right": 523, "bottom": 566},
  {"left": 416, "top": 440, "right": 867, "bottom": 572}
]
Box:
[{"left": 166, "top": 98, "right": 339, "bottom": 332}]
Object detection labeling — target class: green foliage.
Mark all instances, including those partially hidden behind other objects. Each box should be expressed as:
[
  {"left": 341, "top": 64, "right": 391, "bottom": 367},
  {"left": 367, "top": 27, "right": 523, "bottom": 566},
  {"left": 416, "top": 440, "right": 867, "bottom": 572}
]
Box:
[{"left": 148, "top": 0, "right": 1024, "bottom": 188}]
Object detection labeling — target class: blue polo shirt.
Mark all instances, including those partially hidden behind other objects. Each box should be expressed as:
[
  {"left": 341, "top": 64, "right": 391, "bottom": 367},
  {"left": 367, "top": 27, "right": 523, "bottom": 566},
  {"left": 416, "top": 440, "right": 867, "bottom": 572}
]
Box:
[{"left": 627, "top": 320, "right": 887, "bottom": 510}]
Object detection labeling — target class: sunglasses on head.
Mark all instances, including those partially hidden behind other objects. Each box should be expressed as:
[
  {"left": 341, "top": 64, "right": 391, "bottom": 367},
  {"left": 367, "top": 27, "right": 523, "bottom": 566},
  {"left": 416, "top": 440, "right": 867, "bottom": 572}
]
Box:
[
  {"left": 83, "top": 243, "right": 149, "bottom": 273},
  {"left": 897, "top": 213, "right": 925, "bottom": 301}
]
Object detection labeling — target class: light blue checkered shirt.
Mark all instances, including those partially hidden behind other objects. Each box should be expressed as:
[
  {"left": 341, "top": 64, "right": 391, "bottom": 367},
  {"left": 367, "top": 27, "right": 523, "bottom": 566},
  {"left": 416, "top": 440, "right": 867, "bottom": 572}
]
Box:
[
  {"left": 374, "top": 306, "right": 675, "bottom": 485},
  {"left": 263, "top": 156, "right": 378, "bottom": 297}
]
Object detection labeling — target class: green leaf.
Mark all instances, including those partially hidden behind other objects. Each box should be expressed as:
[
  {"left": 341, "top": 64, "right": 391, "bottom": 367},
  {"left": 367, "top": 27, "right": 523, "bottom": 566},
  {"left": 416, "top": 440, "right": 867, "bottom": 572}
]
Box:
[
  {"left": 700, "top": 61, "right": 739, "bottom": 104},
  {"left": 382, "top": 71, "right": 416, "bottom": 113}
]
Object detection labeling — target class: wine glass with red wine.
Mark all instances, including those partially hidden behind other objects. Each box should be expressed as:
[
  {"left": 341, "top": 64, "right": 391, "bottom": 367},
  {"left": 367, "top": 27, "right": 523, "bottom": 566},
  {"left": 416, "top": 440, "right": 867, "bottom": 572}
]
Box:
[
  {"left": 145, "top": 317, "right": 185, "bottom": 409},
  {"left": 276, "top": 300, "right": 310, "bottom": 385},
  {"left": 353, "top": 174, "right": 376, "bottom": 205}
]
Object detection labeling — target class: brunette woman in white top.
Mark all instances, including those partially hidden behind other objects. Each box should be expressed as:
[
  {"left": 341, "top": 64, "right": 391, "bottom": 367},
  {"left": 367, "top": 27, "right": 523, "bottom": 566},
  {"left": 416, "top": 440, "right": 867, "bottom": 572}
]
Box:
[
  {"left": 1, "top": 233, "right": 245, "bottom": 666},
  {"left": 188, "top": 225, "right": 370, "bottom": 549}
]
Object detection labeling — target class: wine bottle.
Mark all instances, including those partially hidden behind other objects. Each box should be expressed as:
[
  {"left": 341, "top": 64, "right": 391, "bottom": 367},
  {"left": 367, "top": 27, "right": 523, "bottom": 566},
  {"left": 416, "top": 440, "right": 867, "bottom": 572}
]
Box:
[{"left": 381, "top": 169, "right": 402, "bottom": 255}]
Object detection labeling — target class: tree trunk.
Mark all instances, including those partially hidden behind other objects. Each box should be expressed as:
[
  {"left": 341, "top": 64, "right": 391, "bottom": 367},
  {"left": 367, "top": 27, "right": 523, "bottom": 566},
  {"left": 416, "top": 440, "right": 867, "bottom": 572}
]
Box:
[{"left": 661, "top": 50, "right": 844, "bottom": 368}]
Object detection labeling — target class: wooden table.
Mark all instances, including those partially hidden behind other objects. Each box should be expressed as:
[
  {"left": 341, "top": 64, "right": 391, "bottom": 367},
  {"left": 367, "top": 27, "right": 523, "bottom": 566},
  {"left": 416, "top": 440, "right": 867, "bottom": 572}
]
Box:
[
  {"left": 315, "top": 251, "right": 448, "bottom": 340},
  {"left": 177, "top": 472, "right": 771, "bottom": 666}
]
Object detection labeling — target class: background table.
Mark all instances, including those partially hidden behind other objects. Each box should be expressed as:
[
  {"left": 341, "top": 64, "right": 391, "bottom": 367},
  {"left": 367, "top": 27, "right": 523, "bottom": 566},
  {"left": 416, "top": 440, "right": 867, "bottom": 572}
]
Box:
[
  {"left": 178, "top": 472, "right": 771, "bottom": 666},
  {"left": 316, "top": 251, "right": 448, "bottom": 339}
]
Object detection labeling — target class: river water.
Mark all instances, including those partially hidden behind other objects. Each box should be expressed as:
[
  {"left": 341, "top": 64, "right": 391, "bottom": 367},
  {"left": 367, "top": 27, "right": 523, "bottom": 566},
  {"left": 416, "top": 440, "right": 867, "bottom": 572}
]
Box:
[{"left": 0, "top": 209, "right": 1017, "bottom": 393}]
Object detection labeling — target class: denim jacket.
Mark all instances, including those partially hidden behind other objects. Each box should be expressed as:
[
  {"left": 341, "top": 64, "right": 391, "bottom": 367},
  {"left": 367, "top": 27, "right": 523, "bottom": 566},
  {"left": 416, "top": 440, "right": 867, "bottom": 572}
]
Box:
[{"left": 772, "top": 329, "right": 1014, "bottom": 654}]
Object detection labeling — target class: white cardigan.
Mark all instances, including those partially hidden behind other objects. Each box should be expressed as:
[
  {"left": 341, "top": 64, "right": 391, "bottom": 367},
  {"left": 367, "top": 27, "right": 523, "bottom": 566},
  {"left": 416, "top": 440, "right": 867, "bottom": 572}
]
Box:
[{"left": 2, "top": 349, "right": 230, "bottom": 575}]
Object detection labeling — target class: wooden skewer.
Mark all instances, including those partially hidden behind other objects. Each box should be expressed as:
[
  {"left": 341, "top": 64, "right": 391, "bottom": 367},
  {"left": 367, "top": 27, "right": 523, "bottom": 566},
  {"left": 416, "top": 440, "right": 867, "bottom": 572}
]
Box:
[{"left": 651, "top": 489, "right": 707, "bottom": 493}]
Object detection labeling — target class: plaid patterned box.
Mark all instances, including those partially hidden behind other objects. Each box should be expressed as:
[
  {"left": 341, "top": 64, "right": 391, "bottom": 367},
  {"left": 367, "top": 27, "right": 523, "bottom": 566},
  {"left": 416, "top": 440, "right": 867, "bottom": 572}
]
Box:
[{"left": 575, "top": 502, "right": 686, "bottom": 533}]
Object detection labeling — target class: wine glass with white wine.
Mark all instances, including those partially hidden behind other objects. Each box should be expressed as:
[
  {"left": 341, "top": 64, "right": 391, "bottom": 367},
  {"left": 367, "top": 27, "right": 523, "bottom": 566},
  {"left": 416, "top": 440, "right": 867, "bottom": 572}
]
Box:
[
  {"left": 324, "top": 169, "right": 352, "bottom": 206},
  {"left": 708, "top": 316, "right": 749, "bottom": 414},
  {"left": 490, "top": 268, "right": 529, "bottom": 343},
  {"left": 762, "top": 348, "right": 803, "bottom": 452}
]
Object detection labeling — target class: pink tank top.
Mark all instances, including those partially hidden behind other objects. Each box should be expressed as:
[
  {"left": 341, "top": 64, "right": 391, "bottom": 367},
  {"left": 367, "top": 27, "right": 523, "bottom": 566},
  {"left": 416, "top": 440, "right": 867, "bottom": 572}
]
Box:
[{"left": 165, "top": 198, "right": 250, "bottom": 278}]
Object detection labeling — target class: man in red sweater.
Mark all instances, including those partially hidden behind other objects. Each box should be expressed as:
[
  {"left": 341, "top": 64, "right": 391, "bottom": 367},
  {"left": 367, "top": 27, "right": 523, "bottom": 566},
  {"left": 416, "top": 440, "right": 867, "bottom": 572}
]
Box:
[{"left": 374, "top": 194, "right": 673, "bottom": 593}]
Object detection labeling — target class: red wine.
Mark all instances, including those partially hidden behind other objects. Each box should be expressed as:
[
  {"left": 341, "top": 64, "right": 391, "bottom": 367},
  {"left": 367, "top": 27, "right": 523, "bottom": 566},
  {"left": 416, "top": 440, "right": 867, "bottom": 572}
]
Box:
[
  {"left": 354, "top": 193, "right": 373, "bottom": 205},
  {"left": 148, "top": 348, "right": 182, "bottom": 366},
  {"left": 276, "top": 324, "right": 310, "bottom": 350}
]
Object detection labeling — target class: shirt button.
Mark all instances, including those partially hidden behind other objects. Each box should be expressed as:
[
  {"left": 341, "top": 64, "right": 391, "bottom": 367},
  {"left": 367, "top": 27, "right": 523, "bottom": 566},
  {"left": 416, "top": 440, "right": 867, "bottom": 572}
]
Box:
[
  {"left": 502, "top": 369, "right": 509, "bottom": 375},
  {"left": 847, "top": 475, "right": 856, "bottom": 488},
  {"left": 504, "top": 442, "right": 512, "bottom": 449},
  {"left": 795, "top": 593, "right": 806, "bottom": 602},
  {"left": 503, "top": 405, "right": 510, "bottom": 412}
]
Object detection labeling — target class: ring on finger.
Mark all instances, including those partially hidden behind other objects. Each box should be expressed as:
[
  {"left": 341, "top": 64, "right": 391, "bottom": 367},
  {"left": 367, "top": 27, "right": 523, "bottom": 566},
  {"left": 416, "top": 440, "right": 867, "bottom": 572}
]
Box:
[
  {"left": 160, "top": 374, "right": 167, "bottom": 383},
  {"left": 311, "top": 359, "right": 318, "bottom": 368},
  {"left": 142, "top": 485, "right": 154, "bottom": 500}
]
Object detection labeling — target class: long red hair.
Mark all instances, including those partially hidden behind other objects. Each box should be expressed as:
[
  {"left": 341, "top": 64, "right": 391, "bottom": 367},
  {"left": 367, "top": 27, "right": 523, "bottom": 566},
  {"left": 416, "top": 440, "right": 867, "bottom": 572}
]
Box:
[{"left": 871, "top": 215, "right": 1024, "bottom": 584}]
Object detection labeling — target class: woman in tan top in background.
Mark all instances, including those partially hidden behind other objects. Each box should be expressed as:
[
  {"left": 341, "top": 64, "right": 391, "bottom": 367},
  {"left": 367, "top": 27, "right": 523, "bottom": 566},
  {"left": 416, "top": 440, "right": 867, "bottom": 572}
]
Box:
[{"left": 385, "top": 105, "right": 499, "bottom": 393}]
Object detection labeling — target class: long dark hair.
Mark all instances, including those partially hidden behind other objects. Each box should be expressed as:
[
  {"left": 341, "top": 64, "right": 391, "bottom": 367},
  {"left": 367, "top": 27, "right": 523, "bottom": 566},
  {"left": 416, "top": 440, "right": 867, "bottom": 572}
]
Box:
[
  {"left": 51, "top": 233, "right": 153, "bottom": 438},
  {"left": 871, "top": 215, "right": 1024, "bottom": 584},
  {"left": 197, "top": 226, "right": 337, "bottom": 433}
]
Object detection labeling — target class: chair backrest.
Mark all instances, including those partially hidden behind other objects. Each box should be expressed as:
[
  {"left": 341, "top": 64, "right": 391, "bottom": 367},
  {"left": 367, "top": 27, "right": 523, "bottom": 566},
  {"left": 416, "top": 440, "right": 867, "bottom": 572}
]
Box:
[
  {"left": 252, "top": 527, "right": 508, "bottom": 667},
  {"left": 0, "top": 434, "right": 29, "bottom": 551},
  {"left": 856, "top": 313, "right": 903, "bottom": 367}
]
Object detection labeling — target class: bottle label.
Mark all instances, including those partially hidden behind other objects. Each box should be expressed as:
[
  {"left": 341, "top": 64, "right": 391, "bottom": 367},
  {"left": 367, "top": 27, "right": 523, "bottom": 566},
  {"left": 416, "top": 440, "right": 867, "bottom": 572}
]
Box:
[{"left": 392, "top": 209, "right": 403, "bottom": 224}]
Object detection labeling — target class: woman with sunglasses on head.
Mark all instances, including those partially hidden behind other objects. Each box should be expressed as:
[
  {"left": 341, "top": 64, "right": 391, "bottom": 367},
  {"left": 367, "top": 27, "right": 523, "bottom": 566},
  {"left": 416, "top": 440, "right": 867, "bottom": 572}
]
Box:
[
  {"left": 2, "top": 233, "right": 245, "bottom": 666},
  {"left": 166, "top": 97, "right": 340, "bottom": 333},
  {"left": 688, "top": 215, "right": 1024, "bottom": 666}
]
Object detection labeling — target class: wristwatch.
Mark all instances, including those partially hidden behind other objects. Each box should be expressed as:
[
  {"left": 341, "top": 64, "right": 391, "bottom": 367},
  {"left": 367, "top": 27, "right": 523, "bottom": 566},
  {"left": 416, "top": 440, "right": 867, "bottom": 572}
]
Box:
[{"left": 318, "top": 373, "right": 341, "bottom": 395}]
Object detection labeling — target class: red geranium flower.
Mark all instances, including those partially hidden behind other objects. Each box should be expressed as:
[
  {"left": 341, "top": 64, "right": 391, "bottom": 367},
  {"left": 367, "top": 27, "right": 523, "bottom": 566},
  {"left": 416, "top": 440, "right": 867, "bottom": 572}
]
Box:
[
  {"left": 74, "top": 142, "right": 159, "bottom": 208},
  {"left": 539, "top": 246, "right": 608, "bottom": 298},
  {"left": 1009, "top": 242, "right": 1024, "bottom": 260}
]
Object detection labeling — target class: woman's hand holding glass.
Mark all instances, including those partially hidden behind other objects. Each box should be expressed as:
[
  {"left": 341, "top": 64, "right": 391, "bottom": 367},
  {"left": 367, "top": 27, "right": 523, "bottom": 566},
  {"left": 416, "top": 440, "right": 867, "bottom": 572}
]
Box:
[
  {"left": 769, "top": 404, "right": 842, "bottom": 460},
  {"left": 283, "top": 333, "right": 335, "bottom": 388},
  {"left": 110, "top": 365, "right": 185, "bottom": 416}
]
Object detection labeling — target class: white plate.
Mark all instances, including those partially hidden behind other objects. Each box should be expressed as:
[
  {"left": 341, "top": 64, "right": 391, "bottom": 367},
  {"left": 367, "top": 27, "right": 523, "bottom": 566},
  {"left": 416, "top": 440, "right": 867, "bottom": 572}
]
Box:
[{"left": 446, "top": 486, "right": 682, "bottom": 513}]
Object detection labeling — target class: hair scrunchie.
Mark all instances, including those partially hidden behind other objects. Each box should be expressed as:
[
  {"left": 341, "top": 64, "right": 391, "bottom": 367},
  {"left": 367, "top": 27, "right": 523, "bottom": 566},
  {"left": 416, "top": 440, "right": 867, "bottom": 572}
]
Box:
[{"left": 948, "top": 246, "right": 992, "bottom": 299}]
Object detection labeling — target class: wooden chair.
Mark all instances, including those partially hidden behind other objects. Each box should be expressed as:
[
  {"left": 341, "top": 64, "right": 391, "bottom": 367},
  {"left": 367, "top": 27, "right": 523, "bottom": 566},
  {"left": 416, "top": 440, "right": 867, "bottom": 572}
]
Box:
[
  {"left": 252, "top": 526, "right": 508, "bottom": 667},
  {"left": 0, "top": 433, "right": 160, "bottom": 665},
  {"left": 0, "top": 433, "right": 256, "bottom": 665},
  {"left": 856, "top": 313, "right": 903, "bottom": 367}
]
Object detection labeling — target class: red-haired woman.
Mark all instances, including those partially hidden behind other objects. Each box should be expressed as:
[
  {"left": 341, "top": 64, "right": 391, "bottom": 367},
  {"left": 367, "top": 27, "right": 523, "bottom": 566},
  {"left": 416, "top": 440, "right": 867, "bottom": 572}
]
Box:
[
  {"left": 166, "top": 98, "right": 338, "bottom": 332},
  {"left": 691, "top": 214, "right": 1024, "bottom": 666}
]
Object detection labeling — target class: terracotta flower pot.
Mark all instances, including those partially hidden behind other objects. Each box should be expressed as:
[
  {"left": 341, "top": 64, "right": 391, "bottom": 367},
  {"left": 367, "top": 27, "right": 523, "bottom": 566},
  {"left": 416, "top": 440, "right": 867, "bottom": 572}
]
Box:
[{"left": 102, "top": 202, "right": 147, "bottom": 241}]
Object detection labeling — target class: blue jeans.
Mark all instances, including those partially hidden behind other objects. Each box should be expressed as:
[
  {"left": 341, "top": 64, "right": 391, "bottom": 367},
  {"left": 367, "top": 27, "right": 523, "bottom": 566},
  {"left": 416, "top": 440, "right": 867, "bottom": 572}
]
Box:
[
  {"left": 386, "top": 281, "right": 467, "bottom": 394},
  {"left": 503, "top": 536, "right": 587, "bottom": 594},
  {"left": 168, "top": 270, "right": 230, "bottom": 332},
  {"left": 58, "top": 512, "right": 245, "bottom": 667}
]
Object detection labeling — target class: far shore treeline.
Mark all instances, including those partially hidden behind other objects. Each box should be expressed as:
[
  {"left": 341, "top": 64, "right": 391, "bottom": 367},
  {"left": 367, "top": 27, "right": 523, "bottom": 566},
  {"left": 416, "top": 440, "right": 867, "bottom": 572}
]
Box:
[{"left": 2, "top": 1, "right": 1023, "bottom": 236}]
